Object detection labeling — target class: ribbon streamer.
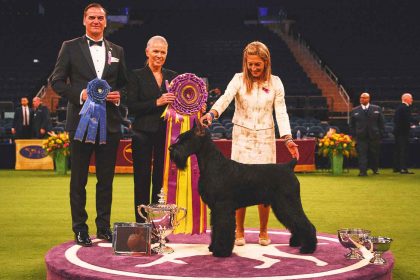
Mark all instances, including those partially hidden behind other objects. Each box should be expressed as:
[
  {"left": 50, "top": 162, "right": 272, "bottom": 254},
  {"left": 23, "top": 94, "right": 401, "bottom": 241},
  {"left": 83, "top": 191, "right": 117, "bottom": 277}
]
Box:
[
  {"left": 162, "top": 73, "right": 208, "bottom": 234},
  {"left": 74, "top": 78, "right": 110, "bottom": 144}
]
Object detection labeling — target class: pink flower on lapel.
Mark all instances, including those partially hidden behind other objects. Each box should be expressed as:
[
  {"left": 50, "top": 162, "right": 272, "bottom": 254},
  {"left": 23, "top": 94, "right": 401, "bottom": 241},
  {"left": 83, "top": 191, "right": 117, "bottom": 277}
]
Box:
[
  {"left": 107, "top": 50, "right": 112, "bottom": 65},
  {"left": 262, "top": 87, "right": 270, "bottom": 94}
]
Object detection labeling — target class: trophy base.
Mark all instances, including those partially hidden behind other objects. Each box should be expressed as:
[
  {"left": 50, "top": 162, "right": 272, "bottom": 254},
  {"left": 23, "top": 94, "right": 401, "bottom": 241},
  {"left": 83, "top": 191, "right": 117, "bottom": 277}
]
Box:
[
  {"left": 152, "top": 244, "right": 174, "bottom": 254},
  {"left": 345, "top": 249, "right": 364, "bottom": 260},
  {"left": 370, "top": 254, "right": 387, "bottom": 265}
]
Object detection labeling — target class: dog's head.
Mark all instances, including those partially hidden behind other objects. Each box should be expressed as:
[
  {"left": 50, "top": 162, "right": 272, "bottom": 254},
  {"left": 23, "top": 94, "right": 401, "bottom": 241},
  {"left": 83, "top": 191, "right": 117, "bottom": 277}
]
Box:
[{"left": 169, "top": 125, "right": 209, "bottom": 169}]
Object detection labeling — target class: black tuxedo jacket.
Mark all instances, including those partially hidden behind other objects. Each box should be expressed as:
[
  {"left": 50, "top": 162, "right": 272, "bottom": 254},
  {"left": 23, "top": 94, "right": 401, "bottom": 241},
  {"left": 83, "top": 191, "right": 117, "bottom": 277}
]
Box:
[
  {"left": 50, "top": 36, "right": 128, "bottom": 133},
  {"left": 350, "top": 104, "right": 385, "bottom": 140},
  {"left": 127, "top": 67, "right": 177, "bottom": 133},
  {"left": 13, "top": 106, "right": 32, "bottom": 131},
  {"left": 393, "top": 103, "right": 413, "bottom": 136}
]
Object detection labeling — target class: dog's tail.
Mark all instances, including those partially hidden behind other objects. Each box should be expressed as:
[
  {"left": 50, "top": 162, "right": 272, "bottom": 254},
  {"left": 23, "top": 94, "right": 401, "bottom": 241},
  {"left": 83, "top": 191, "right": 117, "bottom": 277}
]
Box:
[{"left": 287, "top": 158, "right": 298, "bottom": 170}]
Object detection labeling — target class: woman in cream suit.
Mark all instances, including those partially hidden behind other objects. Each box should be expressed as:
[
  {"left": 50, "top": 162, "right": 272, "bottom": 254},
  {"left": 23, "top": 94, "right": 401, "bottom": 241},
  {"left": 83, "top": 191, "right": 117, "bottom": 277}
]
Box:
[{"left": 200, "top": 41, "right": 299, "bottom": 246}]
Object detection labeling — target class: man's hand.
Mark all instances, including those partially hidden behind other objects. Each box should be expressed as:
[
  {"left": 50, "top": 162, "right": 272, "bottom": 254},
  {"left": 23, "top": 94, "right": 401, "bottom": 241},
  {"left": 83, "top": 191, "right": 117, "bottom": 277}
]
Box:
[
  {"left": 81, "top": 89, "right": 88, "bottom": 101},
  {"left": 40, "top": 128, "right": 46, "bottom": 135},
  {"left": 106, "top": 91, "right": 120, "bottom": 104},
  {"left": 156, "top": 93, "right": 175, "bottom": 106},
  {"left": 11, "top": 128, "right": 16, "bottom": 134}
]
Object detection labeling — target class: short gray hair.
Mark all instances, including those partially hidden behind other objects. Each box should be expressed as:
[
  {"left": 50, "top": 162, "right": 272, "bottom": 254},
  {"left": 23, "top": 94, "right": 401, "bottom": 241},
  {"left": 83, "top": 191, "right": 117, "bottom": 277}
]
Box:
[{"left": 146, "top": 35, "right": 168, "bottom": 49}]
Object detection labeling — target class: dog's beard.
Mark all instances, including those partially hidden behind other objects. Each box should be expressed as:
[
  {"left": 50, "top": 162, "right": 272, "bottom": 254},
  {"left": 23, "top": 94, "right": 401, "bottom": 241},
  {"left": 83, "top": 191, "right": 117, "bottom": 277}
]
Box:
[{"left": 169, "top": 146, "right": 189, "bottom": 170}]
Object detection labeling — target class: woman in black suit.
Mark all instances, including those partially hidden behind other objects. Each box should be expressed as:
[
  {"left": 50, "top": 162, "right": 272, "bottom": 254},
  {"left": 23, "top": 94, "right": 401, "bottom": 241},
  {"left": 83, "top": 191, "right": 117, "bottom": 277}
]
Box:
[{"left": 127, "top": 36, "right": 177, "bottom": 222}]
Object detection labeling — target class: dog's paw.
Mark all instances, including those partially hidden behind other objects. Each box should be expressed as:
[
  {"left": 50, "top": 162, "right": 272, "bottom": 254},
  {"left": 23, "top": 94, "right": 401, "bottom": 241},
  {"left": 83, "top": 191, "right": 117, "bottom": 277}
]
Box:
[
  {"left": 289, "top": 235, "right": 301, "bottom": 247},
  {"left": 299, "top": 244, "right": 316, "bottom": 254},
  {"left": 212, "top": 250, "right": 232, "bottom": 258}
]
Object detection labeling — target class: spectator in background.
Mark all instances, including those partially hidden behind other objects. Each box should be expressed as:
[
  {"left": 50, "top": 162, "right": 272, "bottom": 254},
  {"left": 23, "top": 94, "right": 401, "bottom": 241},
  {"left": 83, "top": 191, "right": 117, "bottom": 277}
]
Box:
[
  {"left": 393, "top": 93, "right": 416, "bottom": 174},
  {"left": 350, "top": 92, "right": 385, "bottom": 176},
  {"left": 32, "top": 97, "right": 51, "bottom": 138},
  {"left": 200, "top": 41, "right": 298, "bottom": 247},
  {"left": 206, "top": 87, "right": 221, "bottom": 108},
  {"left": 12, "top": 97, "right": 32, "bottom": 139}
]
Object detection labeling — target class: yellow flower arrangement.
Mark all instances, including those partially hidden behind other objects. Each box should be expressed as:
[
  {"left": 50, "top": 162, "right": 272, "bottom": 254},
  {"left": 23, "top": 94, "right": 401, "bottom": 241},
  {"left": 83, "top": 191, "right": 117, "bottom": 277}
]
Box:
[
  {"left": 42, "top": 131, "right": 70, "bottom": 157},
  {"left": 318, "top": 132, "right": 356, "bottom": 158}
]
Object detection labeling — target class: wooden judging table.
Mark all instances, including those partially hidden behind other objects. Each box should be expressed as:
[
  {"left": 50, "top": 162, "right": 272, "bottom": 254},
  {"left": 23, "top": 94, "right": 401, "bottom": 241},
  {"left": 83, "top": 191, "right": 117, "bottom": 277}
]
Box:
[{"left": 89, "top": 138, "right": 316, "bottom": 173}]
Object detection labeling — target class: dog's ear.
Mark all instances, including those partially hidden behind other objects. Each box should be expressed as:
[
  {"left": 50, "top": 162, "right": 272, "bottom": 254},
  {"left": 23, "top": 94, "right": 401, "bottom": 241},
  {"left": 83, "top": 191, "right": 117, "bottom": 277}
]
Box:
[{"left": 194, "top": 118, "right": 206, "bottom": 136}]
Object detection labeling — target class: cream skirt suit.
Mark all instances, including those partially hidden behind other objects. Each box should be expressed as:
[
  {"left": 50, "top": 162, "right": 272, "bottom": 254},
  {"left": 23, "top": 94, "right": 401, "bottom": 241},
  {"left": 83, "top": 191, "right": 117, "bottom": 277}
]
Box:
[{"left": 211, "top": 73, "right": 292, "bottom": 164}]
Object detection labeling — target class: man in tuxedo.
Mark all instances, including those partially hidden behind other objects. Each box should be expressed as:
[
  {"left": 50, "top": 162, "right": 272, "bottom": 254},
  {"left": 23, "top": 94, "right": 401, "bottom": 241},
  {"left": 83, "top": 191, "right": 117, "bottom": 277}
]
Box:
[
  {"left": 12, "top": 97, "right": 32, "bottom": 139},
  {"left": 50, "top": 3, "right": 128, "bottom": 246},
  {"left": 32, "top": 97, "right": 51, "bottom": 138},
  {"left": 350, "top": 92, "right": 385, "bottom": 176},
  {"left": 393, "top": 93, "right": 415, "bottom": 174}
]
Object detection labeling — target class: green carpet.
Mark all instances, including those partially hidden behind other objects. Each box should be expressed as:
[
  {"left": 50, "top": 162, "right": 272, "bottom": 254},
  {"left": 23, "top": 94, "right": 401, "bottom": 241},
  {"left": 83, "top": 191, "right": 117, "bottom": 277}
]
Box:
[{"left": 0, "top": 169, "right": 419, "bottom": 279}]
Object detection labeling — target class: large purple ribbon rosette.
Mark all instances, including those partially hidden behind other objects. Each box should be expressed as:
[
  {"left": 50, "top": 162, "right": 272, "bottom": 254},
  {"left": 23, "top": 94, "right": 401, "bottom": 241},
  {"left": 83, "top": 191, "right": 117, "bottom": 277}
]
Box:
[
  {"left": 167, "top": 73, "right": 208, "bottom": 116},
  {"left": 162, "top": 73, "right": 208, "bottom": 234}
]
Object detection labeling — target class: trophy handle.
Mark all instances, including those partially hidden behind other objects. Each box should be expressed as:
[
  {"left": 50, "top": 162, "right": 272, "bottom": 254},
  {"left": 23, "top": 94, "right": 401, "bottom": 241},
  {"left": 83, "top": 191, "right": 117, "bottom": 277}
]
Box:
[
  {"left": 174, "top": 207, "right": 187, "bottom": 226},
  {"left": 137, "top": 205, "right": 148, "bottom": 221}
]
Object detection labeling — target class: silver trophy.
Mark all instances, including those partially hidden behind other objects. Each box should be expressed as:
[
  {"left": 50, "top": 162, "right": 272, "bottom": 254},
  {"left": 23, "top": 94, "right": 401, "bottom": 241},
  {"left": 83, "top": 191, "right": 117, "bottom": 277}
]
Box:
[
  {"left": 138, "top": 188, "right": 187, "bottom": 254},
  {"left": 338, "top": 228, "right": 371, "bottom": 259},
  {"left": 367, "top": 236, "right": 393, "bottom": 265}
]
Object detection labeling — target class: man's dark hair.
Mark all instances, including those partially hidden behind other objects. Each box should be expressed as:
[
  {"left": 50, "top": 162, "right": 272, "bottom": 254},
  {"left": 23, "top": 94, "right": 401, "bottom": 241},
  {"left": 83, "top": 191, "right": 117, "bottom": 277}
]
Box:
[{"left": 84, "top": 3, "right": 107, "bottom": 17}]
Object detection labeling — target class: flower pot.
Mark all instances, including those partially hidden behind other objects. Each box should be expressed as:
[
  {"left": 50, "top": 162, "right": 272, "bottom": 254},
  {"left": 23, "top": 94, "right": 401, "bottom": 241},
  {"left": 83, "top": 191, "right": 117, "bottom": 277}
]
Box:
[
  {"left": 331, "top": 154, "right": 343, "bottom": 175},
  {"left": 54, "top": 152, "right": 68, "bottom": 175}
]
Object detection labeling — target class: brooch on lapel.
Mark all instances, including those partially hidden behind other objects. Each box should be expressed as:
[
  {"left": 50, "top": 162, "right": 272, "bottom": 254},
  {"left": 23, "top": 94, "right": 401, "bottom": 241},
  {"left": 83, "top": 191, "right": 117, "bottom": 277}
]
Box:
[{"left": 262, "top": 87, "right": 270, "bottom": 94}]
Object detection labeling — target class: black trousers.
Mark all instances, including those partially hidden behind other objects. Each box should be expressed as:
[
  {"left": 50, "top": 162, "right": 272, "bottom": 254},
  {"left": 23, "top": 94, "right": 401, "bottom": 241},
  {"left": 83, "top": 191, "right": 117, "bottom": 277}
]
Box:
[
  {"left": 356, "top": 137, "right": 380, "bottom": 173},
  {"left": 394, "top": 134, "right": 409, "bottom": 171},
  {"left": 17, "top": 125, "right": 32, "bottom": 139},
  {"left": 132, "top": 126, "right": 166, "bottom": 223},
  {"left": 69, "top": 131, "right": 121, "bottom": 233}
]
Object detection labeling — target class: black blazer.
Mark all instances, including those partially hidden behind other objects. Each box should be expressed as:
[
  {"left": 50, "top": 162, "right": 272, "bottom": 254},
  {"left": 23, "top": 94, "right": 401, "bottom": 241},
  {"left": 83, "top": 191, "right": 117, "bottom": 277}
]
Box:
[
  {"left": 127, "top": 66, "right": 177, "bottom": 133},
  {"left": 393, "top": 103, "right": 414, "bottom": 136},
  {"left": 32, "top": 105, "right": 51, "bottom": 138},
  {"left": 350, "top": 104, "right": 385, "bottom": 140},
  {"left": 50, "top": 36, "right": 128, "bottom": 133},
  {"left": 13, "top": 106, "right": 33, "bottom": 131}
]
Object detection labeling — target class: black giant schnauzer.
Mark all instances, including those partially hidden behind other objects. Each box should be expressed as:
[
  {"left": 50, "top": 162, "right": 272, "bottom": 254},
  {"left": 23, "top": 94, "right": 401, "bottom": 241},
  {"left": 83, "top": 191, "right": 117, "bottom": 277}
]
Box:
[{"left": 169, "top": 127, "right": 317, "bottom": 257}]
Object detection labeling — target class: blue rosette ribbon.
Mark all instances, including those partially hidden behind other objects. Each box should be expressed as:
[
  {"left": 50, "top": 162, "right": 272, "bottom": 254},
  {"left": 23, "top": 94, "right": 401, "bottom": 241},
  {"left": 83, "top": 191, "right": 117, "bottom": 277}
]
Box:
[{"left": 74, "top": 78, "right": 110, "bottom": 144}]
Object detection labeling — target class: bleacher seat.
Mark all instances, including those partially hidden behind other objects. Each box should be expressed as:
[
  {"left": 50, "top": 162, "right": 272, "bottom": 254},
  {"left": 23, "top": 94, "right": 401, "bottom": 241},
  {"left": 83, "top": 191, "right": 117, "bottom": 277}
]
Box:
[{"left": 307, "top": 126, "right": 325, "bottom": 139}]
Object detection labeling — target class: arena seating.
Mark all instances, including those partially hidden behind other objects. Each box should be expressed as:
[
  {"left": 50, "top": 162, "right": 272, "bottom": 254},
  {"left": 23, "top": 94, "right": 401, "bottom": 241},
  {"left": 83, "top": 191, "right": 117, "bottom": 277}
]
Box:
[{"left": 0, "top": 1, "right": 418, "bottom": 143}]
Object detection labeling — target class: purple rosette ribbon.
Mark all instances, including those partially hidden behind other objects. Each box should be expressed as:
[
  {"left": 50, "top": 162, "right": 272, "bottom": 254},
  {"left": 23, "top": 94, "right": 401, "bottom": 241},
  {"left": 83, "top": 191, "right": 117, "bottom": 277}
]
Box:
[
  {"left": 162, "top": 73, "right": 208, "bottom": 234},
  {"left": 74, "top": 78, "right": 110, "bottom": 144},
  {"left": 167, "top": 73, "right": 208, "bottom": 116}
]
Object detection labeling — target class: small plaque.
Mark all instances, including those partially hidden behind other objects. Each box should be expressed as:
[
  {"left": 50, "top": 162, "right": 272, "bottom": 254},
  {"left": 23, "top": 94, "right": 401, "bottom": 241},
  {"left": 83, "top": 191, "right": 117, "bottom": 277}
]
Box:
[{"left": 112, "top": 222, "right": 152, "bottom": 256}]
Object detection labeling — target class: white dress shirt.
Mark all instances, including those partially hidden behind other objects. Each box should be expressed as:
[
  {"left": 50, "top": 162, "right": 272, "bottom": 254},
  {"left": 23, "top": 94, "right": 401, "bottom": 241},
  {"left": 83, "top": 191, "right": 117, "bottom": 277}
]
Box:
[
  {"left": 80, "top": 35, "right": 106, "bottom": 104},
  {"left": 22, "top": 106, "right": 30, "bottom": 125},
  {"left": 362, "top": 104, "right": 370, "bottom": 110},
  {"left": 86, "top": 35, "right": 106, "bottom": 79}
]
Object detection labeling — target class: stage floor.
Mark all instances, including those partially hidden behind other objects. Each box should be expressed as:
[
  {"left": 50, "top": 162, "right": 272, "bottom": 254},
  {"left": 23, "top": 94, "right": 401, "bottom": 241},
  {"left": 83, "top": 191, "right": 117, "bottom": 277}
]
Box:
[{"left": 45, "top": 229, "right": 393, "bottom": 280}]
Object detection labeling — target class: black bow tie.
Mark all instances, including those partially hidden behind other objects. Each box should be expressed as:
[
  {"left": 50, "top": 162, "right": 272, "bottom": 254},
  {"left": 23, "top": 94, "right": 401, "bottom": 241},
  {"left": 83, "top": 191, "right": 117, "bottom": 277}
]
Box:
[{"left": 88, "top": 39, "right": 103, "bottom": 47}]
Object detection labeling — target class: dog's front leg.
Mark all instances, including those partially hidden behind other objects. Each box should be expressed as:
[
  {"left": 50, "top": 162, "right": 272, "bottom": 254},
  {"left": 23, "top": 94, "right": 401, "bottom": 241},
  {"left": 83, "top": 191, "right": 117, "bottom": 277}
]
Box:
[{"left": 208, "top": 202, "right": 236, "bottom": 257}]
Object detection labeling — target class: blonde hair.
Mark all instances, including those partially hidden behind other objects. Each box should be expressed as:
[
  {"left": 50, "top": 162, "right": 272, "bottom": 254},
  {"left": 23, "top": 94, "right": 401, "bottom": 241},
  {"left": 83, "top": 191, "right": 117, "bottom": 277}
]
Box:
[{"left": 242, "top": 41, "right": 272, "bottom": 92}]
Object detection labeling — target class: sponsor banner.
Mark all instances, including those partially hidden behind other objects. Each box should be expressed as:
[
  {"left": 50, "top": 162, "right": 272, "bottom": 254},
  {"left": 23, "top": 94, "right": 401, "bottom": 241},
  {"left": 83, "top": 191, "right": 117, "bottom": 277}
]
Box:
[{"left": 15, "top": 139, "right": 53, "bottom": 170}]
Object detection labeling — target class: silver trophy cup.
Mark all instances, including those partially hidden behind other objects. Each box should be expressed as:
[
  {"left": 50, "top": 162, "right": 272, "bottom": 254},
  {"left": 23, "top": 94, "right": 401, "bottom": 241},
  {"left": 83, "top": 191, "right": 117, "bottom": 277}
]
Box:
[
  {"left": 338, "top": 228, "right": 371, "bottom": 259},
  {"left": 367, "top": 236, "right": 393, "bottom": 265},
  {"left": 138, "top": 188, "right": 187, "bottom": 254}
]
